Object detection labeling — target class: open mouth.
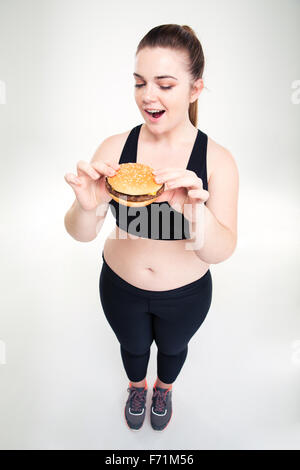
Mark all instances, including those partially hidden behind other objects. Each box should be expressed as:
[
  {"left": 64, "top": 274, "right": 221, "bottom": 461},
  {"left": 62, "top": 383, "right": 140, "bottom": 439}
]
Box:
[{"left": 145, "top": 110, "right": 165, "bottom": 120}]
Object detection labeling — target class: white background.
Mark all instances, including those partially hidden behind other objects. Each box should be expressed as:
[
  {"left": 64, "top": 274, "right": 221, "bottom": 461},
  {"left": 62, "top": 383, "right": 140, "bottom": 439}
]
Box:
[{"left": 0, "top": 0, "right": 299, "bottom": 450}]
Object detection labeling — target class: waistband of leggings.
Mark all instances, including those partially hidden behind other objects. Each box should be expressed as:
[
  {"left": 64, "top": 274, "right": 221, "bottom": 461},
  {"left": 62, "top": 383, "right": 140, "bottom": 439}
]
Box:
[{"left": 101, "top": 252, "right": 211, "bottom": 299}]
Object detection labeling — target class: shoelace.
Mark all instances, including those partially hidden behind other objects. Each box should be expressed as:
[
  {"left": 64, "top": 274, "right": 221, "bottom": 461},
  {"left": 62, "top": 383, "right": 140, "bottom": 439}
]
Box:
[
  {"left": 152, "top": 389, "right": 168, "bottom": 414},
  {"left": 127, "top": 387, "right": 146, "bottom": 413}
]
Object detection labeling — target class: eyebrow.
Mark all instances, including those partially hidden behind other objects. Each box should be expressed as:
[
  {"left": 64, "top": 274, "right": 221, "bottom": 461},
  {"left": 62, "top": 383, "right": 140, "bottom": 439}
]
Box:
[{"left": 133, "top": 73, "right": 178, "bottom": 80}]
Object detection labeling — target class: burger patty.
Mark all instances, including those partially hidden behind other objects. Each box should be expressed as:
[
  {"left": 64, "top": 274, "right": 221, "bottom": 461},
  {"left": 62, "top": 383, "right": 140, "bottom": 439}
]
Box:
[{"left": 105, "top": 178, "right": 165, "bottom": 202}]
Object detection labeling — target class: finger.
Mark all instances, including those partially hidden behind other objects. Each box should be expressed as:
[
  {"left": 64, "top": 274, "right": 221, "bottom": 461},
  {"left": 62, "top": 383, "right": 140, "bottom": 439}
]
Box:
[
  {"left": 154, "top": 171, "right": 184, "bottom": 184},
  {"left": 154, "top": 191, "right": 172, "bottom": 203},
  {"left": 188, "top": 189, "right": 209, "bottom": 200},
  {"left": 90, "top": 160, "right": 118, "bottom": 177},
  {"left": 77, "top": 160, "right": 101, "bottom": 180},
  {"left": 169, "top": 189, "right": 186, "bottom": 212},
  {"left": 152, "top": 167, "right": 179, "bottom": 174},
  {"left": 104, "top": 160, "right": 121, "bottom": 171},
  {"left": 166, "top": 176, "right": 201, "bottom": 190},
  {"left": 188, "top": 189, "right": 202, "bottom": 198},
  {"left": 64, "top": 173, "right": 81, "bottom": 185}
]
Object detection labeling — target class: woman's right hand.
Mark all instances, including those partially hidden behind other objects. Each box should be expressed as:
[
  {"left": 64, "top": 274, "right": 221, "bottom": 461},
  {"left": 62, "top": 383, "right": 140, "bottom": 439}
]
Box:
[{"left": 64, "top": 160, "right": 120, "bottom": 211}]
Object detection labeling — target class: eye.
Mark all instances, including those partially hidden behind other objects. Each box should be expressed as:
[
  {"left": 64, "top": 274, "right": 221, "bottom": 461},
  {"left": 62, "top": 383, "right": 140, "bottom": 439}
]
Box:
[{"left": 134, "top": 84, "right": 172, "bottom": 90}]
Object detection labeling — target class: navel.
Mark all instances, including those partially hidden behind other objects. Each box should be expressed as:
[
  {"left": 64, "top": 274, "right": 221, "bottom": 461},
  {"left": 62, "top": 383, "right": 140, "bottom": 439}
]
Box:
[{"left": 146, "top": 267, "right": 154, "bottom": 272}]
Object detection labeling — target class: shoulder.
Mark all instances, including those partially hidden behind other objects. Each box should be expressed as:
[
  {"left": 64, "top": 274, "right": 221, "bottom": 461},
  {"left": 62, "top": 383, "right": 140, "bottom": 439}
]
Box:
[
  {"left": 90, "top": 128, "right": 132, "bottom": 164},
  {"left": 207, "top": 135, "right": 239, "bottom": 180}
]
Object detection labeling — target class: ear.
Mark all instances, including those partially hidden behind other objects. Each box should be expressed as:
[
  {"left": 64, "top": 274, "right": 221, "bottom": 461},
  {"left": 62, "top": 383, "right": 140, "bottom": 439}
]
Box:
[{"left": 190, "top": 78, "right": 204, "bottom": 103}]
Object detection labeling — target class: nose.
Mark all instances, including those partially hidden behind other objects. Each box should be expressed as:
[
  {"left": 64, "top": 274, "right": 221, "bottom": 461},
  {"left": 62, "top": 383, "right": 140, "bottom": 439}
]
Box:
[{"left": 141, "top": 83, "right": 157, "bottom": 104}]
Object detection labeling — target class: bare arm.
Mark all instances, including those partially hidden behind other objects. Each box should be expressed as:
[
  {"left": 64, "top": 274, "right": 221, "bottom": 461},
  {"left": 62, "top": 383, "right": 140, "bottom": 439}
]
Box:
[
  {"left": 188, "top": 144, "right": 239, "bottom": 263},
  {"left": 64, "top": 136, "right": 120, "bottom": 242},
  {"left": 64, "top": 198, "right": 109, "bottom": 242}
]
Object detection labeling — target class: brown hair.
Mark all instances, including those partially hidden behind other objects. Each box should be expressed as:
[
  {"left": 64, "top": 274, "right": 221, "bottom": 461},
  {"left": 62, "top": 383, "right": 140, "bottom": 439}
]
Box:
[{"left": 136, "top": 24, "right": 205, "bottom": 128}]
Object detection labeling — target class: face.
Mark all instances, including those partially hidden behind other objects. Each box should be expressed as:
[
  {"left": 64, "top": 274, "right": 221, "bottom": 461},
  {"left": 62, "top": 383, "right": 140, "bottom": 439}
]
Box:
[{"left": 133, "top": 47, "right": 203, "bottom": 132}]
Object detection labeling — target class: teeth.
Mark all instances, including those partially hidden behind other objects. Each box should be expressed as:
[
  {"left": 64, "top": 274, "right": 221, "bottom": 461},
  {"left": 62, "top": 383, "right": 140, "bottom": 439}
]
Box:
[{"left": 146, "top": 109, "right": 164, "bottom": 113}]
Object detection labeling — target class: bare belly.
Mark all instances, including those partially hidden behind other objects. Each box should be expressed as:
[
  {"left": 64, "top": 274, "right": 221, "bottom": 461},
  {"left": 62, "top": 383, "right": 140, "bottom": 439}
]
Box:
[{"left": 103, "top": 225, "right": 210, "bottom": 291}]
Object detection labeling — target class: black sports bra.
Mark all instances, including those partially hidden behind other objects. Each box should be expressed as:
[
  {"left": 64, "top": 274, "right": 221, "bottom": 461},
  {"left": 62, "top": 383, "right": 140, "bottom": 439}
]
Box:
[{"left": 108, "top": 124, "right": 208, "bottom": 240}]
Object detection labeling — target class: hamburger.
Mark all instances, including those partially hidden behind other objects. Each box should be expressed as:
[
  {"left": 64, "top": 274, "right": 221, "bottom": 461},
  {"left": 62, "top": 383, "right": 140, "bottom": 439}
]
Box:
[{"left": 105, "top": 162, "right": 165, "bottom": 207}]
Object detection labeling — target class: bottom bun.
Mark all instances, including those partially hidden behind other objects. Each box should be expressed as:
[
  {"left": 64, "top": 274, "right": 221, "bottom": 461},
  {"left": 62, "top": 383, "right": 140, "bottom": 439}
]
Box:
[{"left": 109, "top": 193, "right": 158, "bottom": 207}]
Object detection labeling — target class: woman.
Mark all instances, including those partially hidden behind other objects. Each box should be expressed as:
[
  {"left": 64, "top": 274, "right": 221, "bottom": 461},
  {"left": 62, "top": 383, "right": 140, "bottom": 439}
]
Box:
[{"left": 64, "top": 24, "right": 239, "bottom": 432}]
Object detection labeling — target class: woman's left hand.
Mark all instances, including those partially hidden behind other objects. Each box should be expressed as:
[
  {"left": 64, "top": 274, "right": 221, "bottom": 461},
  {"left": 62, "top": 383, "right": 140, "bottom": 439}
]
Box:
[{"left": 152, "top": 168, "right": 209, "bottom": 222}]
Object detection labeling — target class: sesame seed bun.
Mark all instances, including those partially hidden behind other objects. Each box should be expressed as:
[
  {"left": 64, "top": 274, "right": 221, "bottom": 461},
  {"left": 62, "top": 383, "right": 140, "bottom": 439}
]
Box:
[{"left": 105, "top": 162, "right": 165, "bottom": 207}]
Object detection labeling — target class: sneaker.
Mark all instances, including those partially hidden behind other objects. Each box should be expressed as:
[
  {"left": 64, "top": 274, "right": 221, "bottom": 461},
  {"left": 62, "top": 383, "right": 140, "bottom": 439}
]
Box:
[
  {"left": 124, "top": 379, "right": 148, "bottom": 430},
  {"left": 150, "top": 380, "right": 173, "bottom": 431}
]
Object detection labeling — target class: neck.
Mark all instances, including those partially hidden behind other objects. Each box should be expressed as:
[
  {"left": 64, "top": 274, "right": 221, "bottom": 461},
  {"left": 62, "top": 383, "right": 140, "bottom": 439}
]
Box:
[{"left": 142, "top": 119, "right": 197, "bottom": 149}]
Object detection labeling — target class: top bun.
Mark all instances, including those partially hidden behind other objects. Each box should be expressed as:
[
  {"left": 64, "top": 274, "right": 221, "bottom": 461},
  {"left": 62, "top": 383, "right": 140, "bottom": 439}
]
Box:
[{"left": 107, "top": 162, "right": 162, "bottom": 195}]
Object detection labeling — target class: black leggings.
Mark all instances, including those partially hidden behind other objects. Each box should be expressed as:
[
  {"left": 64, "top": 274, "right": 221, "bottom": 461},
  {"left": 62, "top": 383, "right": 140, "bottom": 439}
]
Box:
[{"left": 99, "top": 252, "right": 213, "bottom": 384}]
